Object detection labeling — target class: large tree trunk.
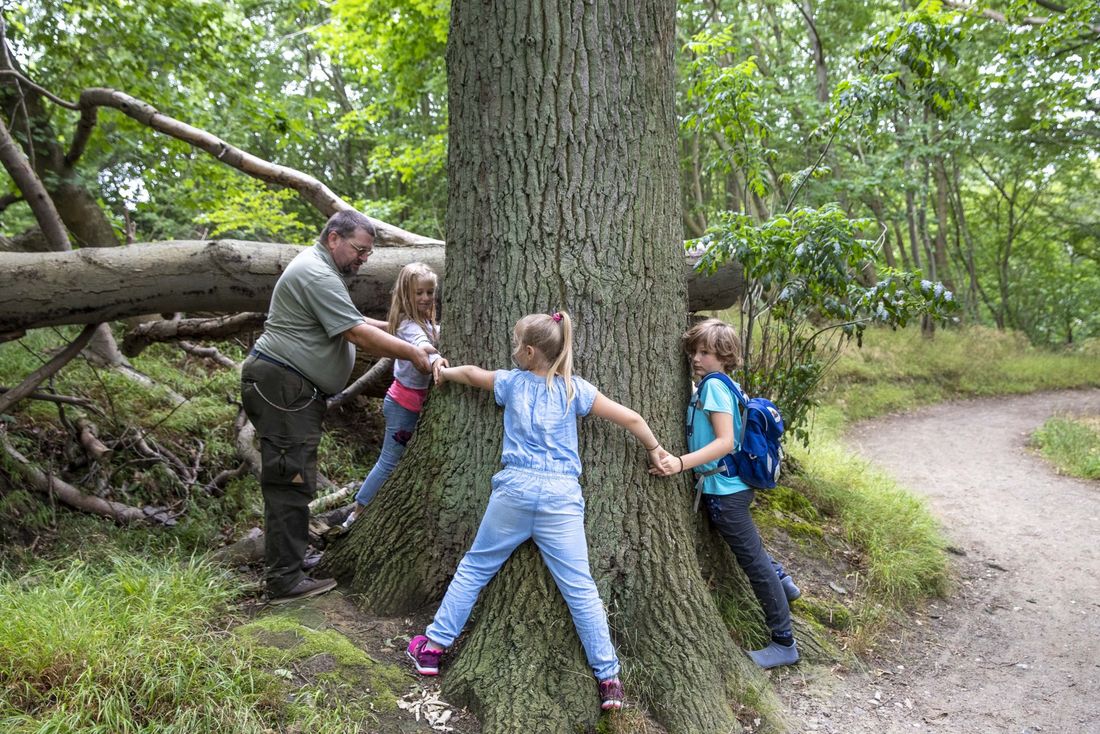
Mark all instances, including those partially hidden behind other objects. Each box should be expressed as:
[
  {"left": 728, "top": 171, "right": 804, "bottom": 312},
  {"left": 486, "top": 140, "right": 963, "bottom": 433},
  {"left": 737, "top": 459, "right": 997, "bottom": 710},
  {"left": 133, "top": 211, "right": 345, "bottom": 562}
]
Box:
[
  {"left": 321, "top": 2, "right": 769, "bottom": 732},
  {"left": 0, "top": 241, "right": 743, "bottom": 333}
]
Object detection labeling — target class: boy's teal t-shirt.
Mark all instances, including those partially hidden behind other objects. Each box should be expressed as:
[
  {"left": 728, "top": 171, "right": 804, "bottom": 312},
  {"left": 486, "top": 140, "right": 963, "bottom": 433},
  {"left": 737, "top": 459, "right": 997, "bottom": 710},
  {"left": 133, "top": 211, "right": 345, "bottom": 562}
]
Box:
[{"left": 687, "top": 378, "right": 749, "bottom": 495}]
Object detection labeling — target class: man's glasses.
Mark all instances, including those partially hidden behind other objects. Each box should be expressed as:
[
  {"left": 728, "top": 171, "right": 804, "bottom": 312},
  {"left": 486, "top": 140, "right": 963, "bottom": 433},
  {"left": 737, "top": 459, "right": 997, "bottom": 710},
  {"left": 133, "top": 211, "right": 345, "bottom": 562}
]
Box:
[{"left": 344, "top": 236, "right": 373, "bottom": 258}]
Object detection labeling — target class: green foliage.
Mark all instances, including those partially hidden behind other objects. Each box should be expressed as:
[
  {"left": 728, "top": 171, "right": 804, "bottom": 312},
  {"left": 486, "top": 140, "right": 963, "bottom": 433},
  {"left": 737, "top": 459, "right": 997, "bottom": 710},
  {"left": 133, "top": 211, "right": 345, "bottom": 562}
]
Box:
[
  {"left": 695, "top": 205, "right": 957, "bottom": 443},
  {"left": 0, "top": 557, "right": 404, "bottom": 733},
  {"left": 676, "top": 0, "right": 1100, "bottom": 352},
  {"left": 1032, "top": 416, "right": 1100, "bottom": 480},
  {"left": 854, "top": 5, "right": 969, "bottom": 120},
  {"left": 683, "top": 27, "right": 772, "bottom": 199},
  {"left": 197, "top": 182, "right": 315, "bottom": 243}
]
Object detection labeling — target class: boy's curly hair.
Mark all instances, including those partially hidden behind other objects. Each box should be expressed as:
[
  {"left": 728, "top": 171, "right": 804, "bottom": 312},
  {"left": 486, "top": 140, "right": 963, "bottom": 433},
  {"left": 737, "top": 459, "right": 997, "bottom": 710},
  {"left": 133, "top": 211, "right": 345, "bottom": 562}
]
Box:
[{"left": 680, "top": 318, "right": 743, "bottom": 372}]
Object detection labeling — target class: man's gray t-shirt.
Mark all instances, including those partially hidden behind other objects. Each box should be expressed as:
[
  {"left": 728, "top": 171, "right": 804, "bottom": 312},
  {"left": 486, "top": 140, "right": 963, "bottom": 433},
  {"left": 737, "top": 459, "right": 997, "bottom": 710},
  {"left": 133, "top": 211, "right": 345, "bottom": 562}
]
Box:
[{"left": 253, "top": 244, "right": 363, "bottom": 395}]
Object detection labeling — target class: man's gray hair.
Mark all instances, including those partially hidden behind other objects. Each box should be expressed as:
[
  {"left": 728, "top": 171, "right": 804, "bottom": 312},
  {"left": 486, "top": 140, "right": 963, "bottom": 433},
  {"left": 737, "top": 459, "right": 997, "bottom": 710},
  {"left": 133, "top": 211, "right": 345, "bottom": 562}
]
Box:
[{"left": 319, "top": 210, "right": 377, "bottom": 245}]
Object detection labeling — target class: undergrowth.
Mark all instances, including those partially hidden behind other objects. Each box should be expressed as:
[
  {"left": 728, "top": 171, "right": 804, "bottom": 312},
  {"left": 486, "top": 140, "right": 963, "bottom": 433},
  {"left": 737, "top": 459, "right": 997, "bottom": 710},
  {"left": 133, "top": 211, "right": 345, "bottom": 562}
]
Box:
[
  {"left": 0, "top": 326, "right": 382, "bottom": 569},
  {"left": 1031, "top": 415, "right": 1100, "bottom": 480},
  {"left": 0, "top": 556, "right": 405, "bottom": 733}
]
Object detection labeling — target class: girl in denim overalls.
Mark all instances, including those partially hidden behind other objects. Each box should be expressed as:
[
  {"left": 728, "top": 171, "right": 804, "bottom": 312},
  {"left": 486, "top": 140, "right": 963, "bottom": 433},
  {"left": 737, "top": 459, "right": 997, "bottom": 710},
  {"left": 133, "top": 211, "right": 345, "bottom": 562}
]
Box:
[{"left": 406, "top": 311, "right": 666, "bottom": 712}]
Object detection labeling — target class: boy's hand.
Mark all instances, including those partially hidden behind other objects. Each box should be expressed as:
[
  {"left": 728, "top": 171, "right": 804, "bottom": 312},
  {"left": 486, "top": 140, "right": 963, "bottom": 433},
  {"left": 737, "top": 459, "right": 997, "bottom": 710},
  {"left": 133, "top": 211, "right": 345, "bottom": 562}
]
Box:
[{"left": 649, "top": 452, "right": 682, "bottom": 476}]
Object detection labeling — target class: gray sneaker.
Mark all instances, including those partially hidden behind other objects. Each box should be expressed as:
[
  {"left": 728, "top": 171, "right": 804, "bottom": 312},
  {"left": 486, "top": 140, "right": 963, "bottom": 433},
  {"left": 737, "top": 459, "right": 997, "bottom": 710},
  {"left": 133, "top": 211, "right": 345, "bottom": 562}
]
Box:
[
  {"left": 748, "top": 640, "right": 800, "bottom": 669},
  {"left": 781, "top": 575, "right": 801, "bottom": 602},
  {"left": 267, "top": 576, "right": 337, "bottom": 605}
]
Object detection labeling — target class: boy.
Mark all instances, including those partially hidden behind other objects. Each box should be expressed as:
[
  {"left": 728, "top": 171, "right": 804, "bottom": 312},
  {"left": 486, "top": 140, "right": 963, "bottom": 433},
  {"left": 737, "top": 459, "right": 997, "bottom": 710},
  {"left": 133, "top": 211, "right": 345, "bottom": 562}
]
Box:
[{"left": 650, "top": 318, "right": 799, "bottom": 669}]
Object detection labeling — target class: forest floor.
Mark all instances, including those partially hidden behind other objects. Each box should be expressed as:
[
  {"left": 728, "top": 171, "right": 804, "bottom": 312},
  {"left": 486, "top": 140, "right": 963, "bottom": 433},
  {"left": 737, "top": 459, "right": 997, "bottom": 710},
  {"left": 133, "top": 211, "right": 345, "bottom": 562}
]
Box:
[
  {"left": 238, "top": 388, "right": 1100, "bottom": 733},
  {"left": 778, "top": 388, "right": 1100, "bottom": 734}
]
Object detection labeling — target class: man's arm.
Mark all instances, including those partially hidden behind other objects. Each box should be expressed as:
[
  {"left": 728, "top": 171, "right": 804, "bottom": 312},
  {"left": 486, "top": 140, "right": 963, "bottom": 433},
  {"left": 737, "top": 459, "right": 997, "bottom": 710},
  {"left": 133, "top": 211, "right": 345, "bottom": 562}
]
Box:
[{"left": 342, "top": 321, "right": 432, "bottom": 373}]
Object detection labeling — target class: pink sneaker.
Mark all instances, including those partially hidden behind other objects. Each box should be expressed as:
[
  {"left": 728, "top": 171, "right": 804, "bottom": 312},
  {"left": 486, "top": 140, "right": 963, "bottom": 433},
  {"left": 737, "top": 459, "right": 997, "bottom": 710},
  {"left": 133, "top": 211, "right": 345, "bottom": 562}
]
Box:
[
  {"left": 598, "top": 677, "right": 624, "bottom": 710},
  {"left": 407, "top": 634, "right": 443, "bottom": 675}
]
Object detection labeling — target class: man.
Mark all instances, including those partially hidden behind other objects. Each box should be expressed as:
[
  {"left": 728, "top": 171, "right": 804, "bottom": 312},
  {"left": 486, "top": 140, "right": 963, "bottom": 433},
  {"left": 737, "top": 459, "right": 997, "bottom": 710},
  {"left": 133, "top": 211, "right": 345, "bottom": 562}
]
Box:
[{"left": 241, "top": 210, "right": 433, "bottom": 604}]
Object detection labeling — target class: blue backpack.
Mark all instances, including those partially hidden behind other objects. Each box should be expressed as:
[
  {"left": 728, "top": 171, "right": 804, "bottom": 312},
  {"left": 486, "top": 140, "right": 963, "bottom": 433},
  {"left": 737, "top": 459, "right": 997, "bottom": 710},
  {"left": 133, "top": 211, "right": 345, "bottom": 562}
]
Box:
[{"left": 689, "top": 372, "right": 785, "bottom": 490}]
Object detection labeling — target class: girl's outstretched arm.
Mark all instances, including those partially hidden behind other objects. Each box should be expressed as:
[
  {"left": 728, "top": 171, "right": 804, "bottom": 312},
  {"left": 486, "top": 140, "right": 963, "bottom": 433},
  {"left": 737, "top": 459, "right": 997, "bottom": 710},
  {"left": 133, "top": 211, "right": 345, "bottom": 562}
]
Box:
[
  {"left": 589, "top": 393, "right": 666, "bottom": 466},
  {"left": 436, "top": 364, "right": 495, "bottom": 391},
  {"left": 650, "top": 410, "right": 733, "bottom": 476}
]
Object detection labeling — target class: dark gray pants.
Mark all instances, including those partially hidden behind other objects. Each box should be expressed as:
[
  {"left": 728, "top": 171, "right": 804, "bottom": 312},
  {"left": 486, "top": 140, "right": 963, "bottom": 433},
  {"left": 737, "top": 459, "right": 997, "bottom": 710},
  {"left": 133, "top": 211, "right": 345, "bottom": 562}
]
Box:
[
  {"left": 704, "top": 490, "right": 793, "bottom": 637},
  {"left": 241, "top": 355, "right": 327, "bottom": 596}
]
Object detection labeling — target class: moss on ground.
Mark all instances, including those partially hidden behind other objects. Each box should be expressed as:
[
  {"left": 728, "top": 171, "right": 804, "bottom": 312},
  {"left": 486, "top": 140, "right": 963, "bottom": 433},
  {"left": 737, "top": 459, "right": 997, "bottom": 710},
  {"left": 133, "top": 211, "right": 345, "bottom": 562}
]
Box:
[{"left": 237, "top": 610, "right": 409, "bottom": 716}]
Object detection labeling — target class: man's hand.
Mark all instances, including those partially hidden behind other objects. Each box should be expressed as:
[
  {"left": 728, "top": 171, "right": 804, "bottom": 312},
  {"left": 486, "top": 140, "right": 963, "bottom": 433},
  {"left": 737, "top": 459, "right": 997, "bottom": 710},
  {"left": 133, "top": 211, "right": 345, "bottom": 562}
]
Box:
[{"left": 410, "top": 345, "right": 433, "bottom": 374}]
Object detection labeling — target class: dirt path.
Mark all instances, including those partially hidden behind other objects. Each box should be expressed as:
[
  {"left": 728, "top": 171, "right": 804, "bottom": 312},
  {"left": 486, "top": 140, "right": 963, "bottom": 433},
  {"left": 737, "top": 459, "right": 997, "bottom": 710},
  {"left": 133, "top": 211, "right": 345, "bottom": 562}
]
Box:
[{"left": 781, "top": 389, "right": 1100, "bottom": 734}]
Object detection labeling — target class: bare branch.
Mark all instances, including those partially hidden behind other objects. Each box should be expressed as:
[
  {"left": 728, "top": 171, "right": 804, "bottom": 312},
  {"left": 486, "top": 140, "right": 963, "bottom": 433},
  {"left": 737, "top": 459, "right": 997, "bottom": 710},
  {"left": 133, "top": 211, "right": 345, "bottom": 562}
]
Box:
[
  {"left": 76, "top": 88, "right": 441, "bottom": 246},
  {"left": 1, "top": 430, "right": 163, "bottom": 524},
  {"left": 75, "top": 417, "right": 112, "bottom": 461},
  {"left": 327, "top": 357, "right": 394, "bottom": 409},
  {"left": 0, "top": 69, "right": 79, "bottom": 110},
  {"left": 309, "top": 484, "right": 355, "bottom": 514},
  {"left": 945, "top": 0, "right": 1100, "bottom": 34},
  {"left": 122, "top": 312, "right": 266, "bottom": 357},
  {"left": 1032, "top": 0, "right": 1067, "bottom": 12},
  {"left": 205, "top": 461, "right": 250, "bottom": 495},
  {"left": 0, "top": 324, "right": 96, "bottom": 415},
  {"left": 0, "top": 192, "right": 22, "bottom": 213},
  {"left": 66, "top": 106, "right": 97, "bottom": 167},
  {"left": 179, "top": 340, "right": 239, "bottom": 370},
  {"left": 944, "top": 0, "right": 1050, "bottom": 26},
  {"left": 0, "top": 115, "right": 70, "bottom": 251},
  {"left": 0, "top": 387, "right": 97, "bottom": 410},
  {"left": 235, "top": 408, "right": 261, "bottom": 480}
]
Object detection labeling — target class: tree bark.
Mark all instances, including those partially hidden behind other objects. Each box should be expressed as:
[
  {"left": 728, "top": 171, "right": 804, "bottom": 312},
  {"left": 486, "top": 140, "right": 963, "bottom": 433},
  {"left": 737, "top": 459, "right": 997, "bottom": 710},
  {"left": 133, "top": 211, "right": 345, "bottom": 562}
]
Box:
[
  {"left": 321, "top": 2, "right": 767, "bottom": 732},
  {"left": 121, "top": 312, "right": 267, "bottom": 357},
  {"left": 0, "top": 241, "right": 744, "bottom": 333}
]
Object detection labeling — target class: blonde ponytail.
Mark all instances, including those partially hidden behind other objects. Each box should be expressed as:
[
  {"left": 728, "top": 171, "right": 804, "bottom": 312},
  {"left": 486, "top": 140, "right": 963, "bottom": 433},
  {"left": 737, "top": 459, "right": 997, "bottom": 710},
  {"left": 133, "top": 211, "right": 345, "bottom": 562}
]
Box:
[
  {"left": 545, "top": 311, "right": 574, "bottom": 402},
  {"left": 514, "top": 311, "right": 575, "bottom": 402}
]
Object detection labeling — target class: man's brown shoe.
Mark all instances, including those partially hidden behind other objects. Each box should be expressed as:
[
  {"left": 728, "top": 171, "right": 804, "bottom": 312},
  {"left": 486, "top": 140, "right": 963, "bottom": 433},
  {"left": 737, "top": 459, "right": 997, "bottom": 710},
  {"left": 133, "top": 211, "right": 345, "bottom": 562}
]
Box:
[{"left": 267, "top": 576, "right": 337, "bottom": 605}]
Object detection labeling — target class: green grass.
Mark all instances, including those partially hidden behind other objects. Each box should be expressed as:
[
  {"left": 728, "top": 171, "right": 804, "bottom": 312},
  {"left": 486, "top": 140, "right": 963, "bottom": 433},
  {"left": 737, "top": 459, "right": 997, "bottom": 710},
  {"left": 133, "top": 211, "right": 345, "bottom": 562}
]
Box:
[
  {"left": 0, "top": 556, "right": 272, "bottom": 733},
  {"left": 825, "top": 326, "right": 1100, "bottom": 419},
  {"left": 0, "top": 556, "right": 406, "bottom": 734},
  {"left": 1031, "top": 415, "right": 1100, "bottom": 480},
  {"left": 789, "top": 423, "right": 950, "bottom": 605}
]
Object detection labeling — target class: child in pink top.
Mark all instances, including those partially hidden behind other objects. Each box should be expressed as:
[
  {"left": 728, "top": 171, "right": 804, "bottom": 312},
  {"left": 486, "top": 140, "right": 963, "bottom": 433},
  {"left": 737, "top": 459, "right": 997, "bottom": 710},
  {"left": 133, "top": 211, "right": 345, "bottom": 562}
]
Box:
[{"left": 344, "top": 262, "right": 444, "bottom": 526}]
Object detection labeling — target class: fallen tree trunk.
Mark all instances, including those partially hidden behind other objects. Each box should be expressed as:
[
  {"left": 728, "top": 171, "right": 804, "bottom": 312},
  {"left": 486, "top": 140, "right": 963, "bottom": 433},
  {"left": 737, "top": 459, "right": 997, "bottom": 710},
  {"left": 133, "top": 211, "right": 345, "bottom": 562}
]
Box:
[{"left": 0, "top": 240, "right": 743, "bottom": 333}]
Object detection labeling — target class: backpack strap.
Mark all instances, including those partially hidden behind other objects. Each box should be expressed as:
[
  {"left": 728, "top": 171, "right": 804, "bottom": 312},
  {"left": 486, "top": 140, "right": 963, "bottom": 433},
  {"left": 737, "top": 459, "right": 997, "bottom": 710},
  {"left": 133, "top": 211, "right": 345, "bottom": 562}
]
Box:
[{"left": 687, "top": 372, "right": 748, "bottom": 482}]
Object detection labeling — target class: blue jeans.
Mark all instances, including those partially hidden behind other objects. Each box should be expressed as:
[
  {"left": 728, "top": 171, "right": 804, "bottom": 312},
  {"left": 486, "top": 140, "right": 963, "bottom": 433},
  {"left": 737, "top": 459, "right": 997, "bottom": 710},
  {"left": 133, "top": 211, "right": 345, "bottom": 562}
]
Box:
[
  {"left": 426, "top": 467, "right": 620, "bottom": 681},
  {"left": 704, "top": 491, "right": 793, "bottom": 638},
  {"left": 354, "top": 395, "right": 420, "bottom": 507}
]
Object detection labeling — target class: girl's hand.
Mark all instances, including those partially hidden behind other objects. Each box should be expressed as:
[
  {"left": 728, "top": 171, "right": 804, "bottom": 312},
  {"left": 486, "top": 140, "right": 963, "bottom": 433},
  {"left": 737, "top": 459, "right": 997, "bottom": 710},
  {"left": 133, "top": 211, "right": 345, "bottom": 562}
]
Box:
[
  {"left": 646, "top": 445, "right": 669, "bottom": 467},
  {"left": 648, "top": 452, "right": 683, "bottom": 477},
  {"left": 433, "top": 361, "right": 449, "bottom": 385}
]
